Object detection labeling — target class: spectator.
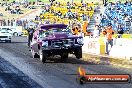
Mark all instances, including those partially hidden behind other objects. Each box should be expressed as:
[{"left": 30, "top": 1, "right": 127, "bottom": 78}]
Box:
[
  {"left": 126, "top": 30, "right": 129, "bottom": 34},
  {"left": 82, "top": 21, "right": 88, "bottom": 36},
  {"left": 7, "top": 18, "right": 10, "bottom": 26},
  {"left": 0, "top": 20, "right": 3, "bottom": 26},
  {"left": 11, "top": 19, "right": 13, "bottom": 26},
  {"left": 87, "top": 15, "right": 90, "bottom": 23},
  {"left": 73, "top": 12, "right": 79, "bottom": 20},
  {"left": 57, "top": 11, "right": 62, "bottom": 17},
  {"left": 117, "top": 24, "right": 124, "bottom": 38},
  {"left": 71, "top": 21, "right": 81, "bottom": 35},
  {"left": 13, "top": 18, "right": 16, "bottom": 26},
  {"left": 66, "top": 10, "right": 73, "bottom": 19},
  {"left": 100, "top": 16, "right": 107, "bottom": 27},
  {"left": 103, "top": 24, "right": 114, "bottom": 55},
  {"left": 124, "top": 16, "right": 131, "bottom": 31},
  {"left": 95, "top": 16, "right": 101, "bottom": 25},
  {"left": 93, "top": 25, "right": 100, "bottom": 38},
  {"left": 3, "top": 19, "right": 6, "bottom": 26},
  {"left": 15, "top": 6, "right": 21, "bottom": 14},
  {"left": 66, "top": 2, "right": 71, "bottom": 9},
  {"left": 27, "top": 25, "right": 35, "bottom": 48},
  {"left": 0, "top": 20, "right": 1, "bottom": 25},
  {"left": 81, "top": 13, "right": 87, "bottom": 21}
]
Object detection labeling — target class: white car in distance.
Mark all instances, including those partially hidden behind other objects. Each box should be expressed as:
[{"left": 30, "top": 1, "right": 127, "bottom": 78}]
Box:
[
  {"left": 10, "top": 27, "right": 23, "bottom": 36},
  {"left": 0, "top": 26, "right": 23, "bottom": 36},
  {"left": 0, "top": 28, "right": 12, "bottom": 43}
]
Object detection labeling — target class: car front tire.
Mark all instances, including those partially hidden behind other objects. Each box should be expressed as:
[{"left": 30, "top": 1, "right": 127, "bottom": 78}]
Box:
[
  {"left": 39, "top": 49, "right": 47, "bottom": 63},
  {"left": 75, "top": 47, "right": 82, "bottom": 59},
  {"left": 31, "top": 49, "right": 38, "bottom": 58},
  {"left": 61, "top": 52, "right": 68, "bottom": 62}
]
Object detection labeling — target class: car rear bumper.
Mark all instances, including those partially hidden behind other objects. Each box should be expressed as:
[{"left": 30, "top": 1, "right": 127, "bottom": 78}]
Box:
[{"left": 0, "top": 38, "right": 11, "bottom": 41}]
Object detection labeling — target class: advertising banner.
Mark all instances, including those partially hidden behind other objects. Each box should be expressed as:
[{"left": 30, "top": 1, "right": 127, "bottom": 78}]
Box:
[{"left": 82, "top": 37, "right": 105, "bottom": 55}]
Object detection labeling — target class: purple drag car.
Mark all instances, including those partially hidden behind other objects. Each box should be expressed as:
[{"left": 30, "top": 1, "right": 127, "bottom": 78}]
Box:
[{"left": 30, "top": 24, "right": 83, "bottom": 63}]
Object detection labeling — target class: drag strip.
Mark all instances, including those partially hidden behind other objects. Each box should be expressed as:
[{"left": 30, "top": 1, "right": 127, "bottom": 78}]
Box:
[
  {"left": 0, "top": 56, "right": 42, "bottom": 88},
  {"left": 0, "top": 36, "right": 132, "bottom": 88}
]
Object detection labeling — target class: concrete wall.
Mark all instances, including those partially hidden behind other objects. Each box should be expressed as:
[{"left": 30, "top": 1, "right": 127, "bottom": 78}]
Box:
[{"left": 82, "top": 37, "right": 132, "bottom": 60}]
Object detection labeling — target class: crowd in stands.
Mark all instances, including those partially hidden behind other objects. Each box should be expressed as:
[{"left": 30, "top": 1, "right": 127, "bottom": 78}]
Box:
[
  {"left": 1, "top": 1, "right": 23, "bottom": 14},
  {"left": 0, "top": 0, "right": 45, "bottom": 28},
  {"left": 100, "top": 1, "right": 132, "bottom": 33},
  {"left": 0, "top": 0, "right": 95, "bottom": 29},
  {"left": 0, "top": 0, "right": 47, "bottom": 15},
  {"left": 1, "top": 0, "right": 132, "bottom": 37},
  {"left": 33, "top": 1, "right": 96, "bottom": 36},
  {"left": 39, "top": 1, "right": 94, "bottom": 22}
]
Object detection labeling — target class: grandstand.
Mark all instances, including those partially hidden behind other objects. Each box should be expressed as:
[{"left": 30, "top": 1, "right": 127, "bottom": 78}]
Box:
[
  {"left": 99, "top": 1, "right": 132, "bottom": 33},
  {"left": 0, "top": 0, "right": 131, "bottom": 36}
]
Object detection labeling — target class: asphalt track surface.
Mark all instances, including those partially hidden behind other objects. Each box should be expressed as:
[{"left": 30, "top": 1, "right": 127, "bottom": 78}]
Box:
[{"left": 0, "top": 36, "right": 132, "bottom": 88}]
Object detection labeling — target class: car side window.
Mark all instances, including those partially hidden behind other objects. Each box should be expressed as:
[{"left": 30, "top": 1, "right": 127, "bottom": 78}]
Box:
[
  {"left": 45, "top": 31, "right": 50, "bottom": 36},
  {"left": 39, "top": 30, "right": 43, "bottom": 38}
]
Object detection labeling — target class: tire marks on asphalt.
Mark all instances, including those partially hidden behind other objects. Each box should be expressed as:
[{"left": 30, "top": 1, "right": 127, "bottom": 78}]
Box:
[{"left": 0, "top": 57, "right": 42, "bottom": 88}]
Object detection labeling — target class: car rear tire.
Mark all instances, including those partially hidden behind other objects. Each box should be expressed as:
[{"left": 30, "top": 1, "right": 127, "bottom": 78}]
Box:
[
  {"left": 75, "top": 47, "right": 82, "bottom": 59},
  {"left": 13, "top": 32, "right": 18, "bottom": 36},
  {"left": 5, "top": 40, "right": 11, "bottom": 43},
  {"left": 8, "top": 40, "right": 11, "bottom": 43},
  {"left": 61, "top": 53, "right": 68, "bottom": 62},
  {"left": 31, "top": 49, "right": 38, "bottom": 58},
  {"left": 39, "top": 49, "right": 47, "bottom": 63}
]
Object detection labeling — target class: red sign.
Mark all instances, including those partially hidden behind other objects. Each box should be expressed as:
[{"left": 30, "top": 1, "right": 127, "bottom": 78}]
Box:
[{"left": 78, "top": 74, "right": 131, "bottom": 84}]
